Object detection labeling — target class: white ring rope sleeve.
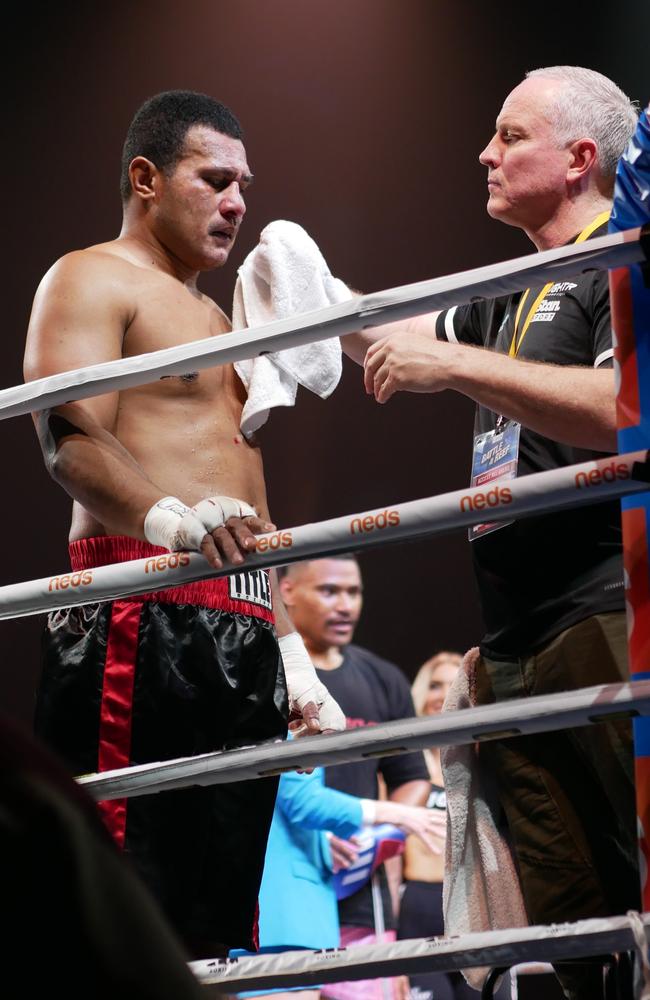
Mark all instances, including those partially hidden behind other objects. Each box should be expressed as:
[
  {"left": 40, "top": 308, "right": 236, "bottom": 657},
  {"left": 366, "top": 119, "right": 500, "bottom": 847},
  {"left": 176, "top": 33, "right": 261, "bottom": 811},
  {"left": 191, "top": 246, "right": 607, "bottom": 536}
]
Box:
[
  {"left": 3, "top": 227, "right": 647, "bottom": 422},
  {"left": 0, "top": 450, "right": 648, "bottom": 622},
  {"left": 77, "top": 680, "right": 650, "bottom": 800},
  {"left": 190, "top": 913, "right": 650, "bottom": 993}
]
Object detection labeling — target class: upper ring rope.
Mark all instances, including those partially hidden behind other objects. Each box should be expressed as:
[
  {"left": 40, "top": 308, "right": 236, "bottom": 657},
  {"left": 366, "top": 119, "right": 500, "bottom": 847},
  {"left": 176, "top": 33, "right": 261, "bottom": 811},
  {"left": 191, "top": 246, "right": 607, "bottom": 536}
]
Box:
[{"left": 3, "top": 227, "right": 647, "bottom": 421}]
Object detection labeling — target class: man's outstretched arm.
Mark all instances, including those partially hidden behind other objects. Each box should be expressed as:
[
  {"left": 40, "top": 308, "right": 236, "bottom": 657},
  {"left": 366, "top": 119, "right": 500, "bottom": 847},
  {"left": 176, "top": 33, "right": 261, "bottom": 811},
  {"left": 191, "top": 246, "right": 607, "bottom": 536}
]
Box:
[
  {"left": 340, "top": 311, "right": 439, "bottom": 367},
  {"left": 363, "top": 324, "right": 617, "bottom": 452}
]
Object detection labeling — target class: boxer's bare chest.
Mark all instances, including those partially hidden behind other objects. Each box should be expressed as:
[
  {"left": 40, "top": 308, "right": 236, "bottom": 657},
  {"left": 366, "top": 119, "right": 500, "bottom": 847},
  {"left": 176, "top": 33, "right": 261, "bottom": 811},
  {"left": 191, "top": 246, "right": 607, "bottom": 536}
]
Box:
[
  {"left": 121, "top": 272, "right": 235, "bottom": 404},
  {"left": 111, "top": 267, "right": 262, "bottom": 504}
]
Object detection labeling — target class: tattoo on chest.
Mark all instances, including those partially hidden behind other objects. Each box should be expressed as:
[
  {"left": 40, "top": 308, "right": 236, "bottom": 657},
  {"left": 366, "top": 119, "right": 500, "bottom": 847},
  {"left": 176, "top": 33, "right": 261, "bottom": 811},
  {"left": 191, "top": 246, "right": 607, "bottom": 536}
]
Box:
[{"left": 160, "top": 371, "right": 199, "bottom": 383}]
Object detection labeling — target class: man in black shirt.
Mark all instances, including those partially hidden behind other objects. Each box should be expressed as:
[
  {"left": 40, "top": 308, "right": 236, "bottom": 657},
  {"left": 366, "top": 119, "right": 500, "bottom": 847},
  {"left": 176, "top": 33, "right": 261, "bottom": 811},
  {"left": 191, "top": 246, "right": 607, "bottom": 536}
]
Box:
[
  {"left": 345, "top": 66, "right": 640, "bottom": 1000},
  {"left": 279, "top": 555, "right": 429, "bottom": 1000}
]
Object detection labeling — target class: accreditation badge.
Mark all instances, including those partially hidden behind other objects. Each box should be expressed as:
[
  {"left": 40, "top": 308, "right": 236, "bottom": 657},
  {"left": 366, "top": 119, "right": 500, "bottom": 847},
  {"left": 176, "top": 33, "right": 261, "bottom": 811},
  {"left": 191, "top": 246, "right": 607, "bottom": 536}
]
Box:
[{"left": 468, "top": 419, "right": 520, "bottom": 540}]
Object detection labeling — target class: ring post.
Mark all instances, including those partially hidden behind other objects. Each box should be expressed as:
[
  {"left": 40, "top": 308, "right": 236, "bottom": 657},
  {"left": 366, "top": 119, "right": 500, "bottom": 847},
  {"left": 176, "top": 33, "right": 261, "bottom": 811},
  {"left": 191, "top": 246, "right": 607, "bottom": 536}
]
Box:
[{"left": 609, "top": 105, "right": 650, "bottom": 908}]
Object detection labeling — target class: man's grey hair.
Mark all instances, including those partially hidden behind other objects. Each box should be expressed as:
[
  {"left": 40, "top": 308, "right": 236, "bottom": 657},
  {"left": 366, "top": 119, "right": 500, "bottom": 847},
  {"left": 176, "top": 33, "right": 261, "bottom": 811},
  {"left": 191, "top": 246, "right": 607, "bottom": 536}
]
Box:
[{"left": 526, "top": 66, "right": 638, "bottom": 180}]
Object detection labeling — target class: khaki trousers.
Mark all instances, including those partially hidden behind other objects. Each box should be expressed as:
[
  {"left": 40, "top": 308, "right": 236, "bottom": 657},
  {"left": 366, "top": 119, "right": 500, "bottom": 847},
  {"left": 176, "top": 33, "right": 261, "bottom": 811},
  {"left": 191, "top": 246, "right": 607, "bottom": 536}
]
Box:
[{"left": 475, "top": 613, "right": 640, "bottom": 1000}]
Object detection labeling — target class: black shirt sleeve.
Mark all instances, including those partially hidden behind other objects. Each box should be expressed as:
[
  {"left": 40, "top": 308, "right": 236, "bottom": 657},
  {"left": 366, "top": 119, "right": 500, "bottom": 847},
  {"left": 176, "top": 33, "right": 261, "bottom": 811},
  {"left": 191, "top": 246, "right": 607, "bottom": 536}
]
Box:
[
  {"left": 372, "top": 658, "right": 429, "bottom": 792},
  {"left": 590, "top": 270, "right": 614, "bottom": 367},
  {"left": 436, "top": 302, "right": 486, "bottom": 346}
]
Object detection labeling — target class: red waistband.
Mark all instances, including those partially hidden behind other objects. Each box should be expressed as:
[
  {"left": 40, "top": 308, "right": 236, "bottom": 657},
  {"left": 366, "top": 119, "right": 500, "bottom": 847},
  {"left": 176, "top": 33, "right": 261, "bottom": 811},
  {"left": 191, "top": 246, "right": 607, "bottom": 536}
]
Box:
[{"left": 69, "top": 536, "right": 274, "bottom": 621}]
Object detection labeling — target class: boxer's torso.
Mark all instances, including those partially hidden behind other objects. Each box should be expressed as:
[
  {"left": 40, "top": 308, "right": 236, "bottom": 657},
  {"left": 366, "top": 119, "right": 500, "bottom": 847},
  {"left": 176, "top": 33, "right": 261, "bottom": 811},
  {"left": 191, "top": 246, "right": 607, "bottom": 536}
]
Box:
[{"left": 69, "top": 241, "right": 267, "bottom": 541}]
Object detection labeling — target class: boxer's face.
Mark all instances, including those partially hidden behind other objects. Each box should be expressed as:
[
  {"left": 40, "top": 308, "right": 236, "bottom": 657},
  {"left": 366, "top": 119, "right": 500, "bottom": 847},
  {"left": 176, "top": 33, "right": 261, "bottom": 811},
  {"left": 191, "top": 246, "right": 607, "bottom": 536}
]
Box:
[
  {"left": 479, "top": 77, "right": 572, "bottom": 234},
  {"left": 152, "top": 125, "right": 252, "bottom": 272},
  {"left": 280, "top": 559, "right": 363, "bottom": 652},
  {"left": 422, "top": 659, "right": 460, "bottom": 716}
]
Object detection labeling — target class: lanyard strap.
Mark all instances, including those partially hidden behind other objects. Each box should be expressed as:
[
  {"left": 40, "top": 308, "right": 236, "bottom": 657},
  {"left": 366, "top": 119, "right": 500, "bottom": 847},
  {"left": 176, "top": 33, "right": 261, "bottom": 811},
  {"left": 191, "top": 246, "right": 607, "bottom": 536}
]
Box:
[{"left": 508, "top": 210, "right": 611, "bottom": 358}]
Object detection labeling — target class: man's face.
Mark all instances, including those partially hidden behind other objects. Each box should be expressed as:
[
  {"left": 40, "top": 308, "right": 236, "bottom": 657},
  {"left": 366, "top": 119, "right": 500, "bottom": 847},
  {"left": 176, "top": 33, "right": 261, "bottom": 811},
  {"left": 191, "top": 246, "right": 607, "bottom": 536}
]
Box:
[
  {"left": 478, "top": 77, "right": 573, "bottom": 233},
  {"left": 280, "top": 559, "right": 363, "bottom": 652},
  {"left": 153, "top": 124, "right": 252, "bottom": 271}
]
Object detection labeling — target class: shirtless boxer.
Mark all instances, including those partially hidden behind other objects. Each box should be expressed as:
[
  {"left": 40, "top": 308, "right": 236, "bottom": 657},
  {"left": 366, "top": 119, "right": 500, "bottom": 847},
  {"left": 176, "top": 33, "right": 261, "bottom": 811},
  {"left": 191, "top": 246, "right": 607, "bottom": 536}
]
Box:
[{"left": 23, "top": 90, "right": 344, "bottom": 958}]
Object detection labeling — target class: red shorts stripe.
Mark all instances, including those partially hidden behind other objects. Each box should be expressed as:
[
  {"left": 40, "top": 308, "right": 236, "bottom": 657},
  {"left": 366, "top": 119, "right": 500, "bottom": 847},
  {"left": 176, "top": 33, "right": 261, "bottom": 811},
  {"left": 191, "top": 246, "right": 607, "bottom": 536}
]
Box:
[{"left": 96, "top": 599, "right": 143, "bottom": 846}]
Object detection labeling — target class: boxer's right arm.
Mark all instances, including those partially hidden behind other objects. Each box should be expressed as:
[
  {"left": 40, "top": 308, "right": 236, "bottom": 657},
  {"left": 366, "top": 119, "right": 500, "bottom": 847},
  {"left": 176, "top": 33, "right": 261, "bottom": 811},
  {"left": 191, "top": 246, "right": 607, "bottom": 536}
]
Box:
[{"left": 24, "top": 252, "right": 165, "bottom": 540}]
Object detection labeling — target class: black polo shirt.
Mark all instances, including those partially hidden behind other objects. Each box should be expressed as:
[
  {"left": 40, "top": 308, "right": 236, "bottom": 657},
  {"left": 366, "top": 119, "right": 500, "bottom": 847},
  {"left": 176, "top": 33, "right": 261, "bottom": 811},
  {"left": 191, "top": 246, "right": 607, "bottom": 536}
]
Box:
[
  {"left": 316, "top": 644, "right": 429, "bottom": 929},
  {"left": 435, "top": 222, "right": 625, "bottom": 657}
]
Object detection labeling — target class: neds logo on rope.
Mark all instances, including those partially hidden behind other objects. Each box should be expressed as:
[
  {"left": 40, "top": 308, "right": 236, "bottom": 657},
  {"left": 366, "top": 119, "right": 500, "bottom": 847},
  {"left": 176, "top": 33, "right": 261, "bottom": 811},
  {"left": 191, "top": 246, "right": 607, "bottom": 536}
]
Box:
[
  {"left": 575, "top": 460, "right": 630, "bottom": 489},
  {"left": 459, "top": 485, "right": 513, "bottom": 512},
  {"left": 255, "top": 531, "right": 293, "bottom": 553},
  {"left": 144, "top": 552, "right": 191, "bottom": 573},
  {"left": 48, "top": 570, "right": 93, "bottom": 592},
  {"left": 350, "top": 509, "right": 400, "bottom": 535}
]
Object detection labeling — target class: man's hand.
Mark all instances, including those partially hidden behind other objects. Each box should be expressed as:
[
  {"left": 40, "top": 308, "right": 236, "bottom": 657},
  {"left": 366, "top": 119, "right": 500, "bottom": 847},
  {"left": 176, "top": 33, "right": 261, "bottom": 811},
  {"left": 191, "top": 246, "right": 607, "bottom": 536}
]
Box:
[
  {"left": 376, "top": 801, "right": 447, "bottom": 855},
  {"left": 199, "top": 513, "right": 275, "bottom": 569},
  {"left": 327, "top": 833, "right": 361, "bottom": 873},
  {"left": 364, "top": 331, "right": 455, "bottom": 403},
  {"left": 279, "top": 633, "right": 347, "bottom": 736},
  {"left": 144, "top": 495, "right": 275, "bottom": 568}
]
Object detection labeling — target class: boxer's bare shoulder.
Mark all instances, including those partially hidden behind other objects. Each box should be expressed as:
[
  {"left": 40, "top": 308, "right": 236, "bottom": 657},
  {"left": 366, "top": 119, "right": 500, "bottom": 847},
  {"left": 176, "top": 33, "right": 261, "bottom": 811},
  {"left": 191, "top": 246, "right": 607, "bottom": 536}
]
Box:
[{"left": 29, "top": 239, "right": 232, "bottom": 361}]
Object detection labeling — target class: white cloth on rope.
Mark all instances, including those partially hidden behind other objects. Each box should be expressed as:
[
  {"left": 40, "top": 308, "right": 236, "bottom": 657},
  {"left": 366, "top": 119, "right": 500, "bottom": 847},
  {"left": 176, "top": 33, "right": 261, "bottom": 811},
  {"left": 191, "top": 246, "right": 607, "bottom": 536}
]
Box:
[
  {"left": 233, "top": 220, "right": 352, "bottom": 437},
  {"left": 441, "top": 647, "right": 528, "bottom": 990}
]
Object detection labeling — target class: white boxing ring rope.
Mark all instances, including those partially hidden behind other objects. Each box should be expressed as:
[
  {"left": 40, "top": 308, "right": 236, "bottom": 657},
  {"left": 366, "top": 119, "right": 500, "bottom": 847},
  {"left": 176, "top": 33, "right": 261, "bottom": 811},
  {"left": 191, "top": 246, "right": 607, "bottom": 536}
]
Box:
[
  {"left": 1, "top": 449, "right": 649, "bottom": 620},
  {"left": 4, "top": 228, "right": 646, "bottom": 990},
  {"left": 78, "top": 679, "right": 650, "bottom": 799},
  {"left": 0, "top": 226, "right": 646, "bottom": 421},
  {"left": 190, "top": 914, "right": 650, "bottom": 993}
]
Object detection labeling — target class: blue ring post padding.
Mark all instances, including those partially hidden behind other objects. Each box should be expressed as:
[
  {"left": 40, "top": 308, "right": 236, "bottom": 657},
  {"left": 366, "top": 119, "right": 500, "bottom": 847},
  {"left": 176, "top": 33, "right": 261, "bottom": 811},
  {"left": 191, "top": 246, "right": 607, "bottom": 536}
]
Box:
[{"left": 610, "top": 105, "right": 650, "bottom": 909}]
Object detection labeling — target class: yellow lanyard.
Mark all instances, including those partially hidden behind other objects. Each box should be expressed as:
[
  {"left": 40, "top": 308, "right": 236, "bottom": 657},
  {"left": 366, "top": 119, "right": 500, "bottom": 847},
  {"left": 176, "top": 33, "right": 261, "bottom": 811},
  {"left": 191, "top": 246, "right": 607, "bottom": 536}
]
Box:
[{"left": 508, "top": 210, "right": 611, "bottom": 358}]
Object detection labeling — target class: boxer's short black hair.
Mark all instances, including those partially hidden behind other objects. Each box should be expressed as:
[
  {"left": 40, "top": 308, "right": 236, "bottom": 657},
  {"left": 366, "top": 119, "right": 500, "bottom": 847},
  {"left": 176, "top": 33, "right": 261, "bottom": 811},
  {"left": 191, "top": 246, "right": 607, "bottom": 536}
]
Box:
[{"left": 120, "top": 90, "right": 243, "bottom": 201}]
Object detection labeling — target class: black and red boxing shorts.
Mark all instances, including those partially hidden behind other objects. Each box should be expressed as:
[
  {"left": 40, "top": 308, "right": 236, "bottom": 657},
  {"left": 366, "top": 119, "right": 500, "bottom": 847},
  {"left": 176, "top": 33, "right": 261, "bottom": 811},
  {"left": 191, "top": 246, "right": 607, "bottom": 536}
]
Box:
[{"left": 35, "top": 536, "right": 289, "bottom": 957}]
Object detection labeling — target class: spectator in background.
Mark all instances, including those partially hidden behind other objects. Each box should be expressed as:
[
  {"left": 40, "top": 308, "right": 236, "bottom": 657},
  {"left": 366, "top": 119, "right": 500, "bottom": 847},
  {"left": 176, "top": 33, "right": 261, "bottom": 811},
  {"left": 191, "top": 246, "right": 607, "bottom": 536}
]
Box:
[
  {"left": 279, "top": 555, "right": 430, "bottom": 1000},
  {"left": 233, "top": 764, "right": 445, "bottom": 999}
]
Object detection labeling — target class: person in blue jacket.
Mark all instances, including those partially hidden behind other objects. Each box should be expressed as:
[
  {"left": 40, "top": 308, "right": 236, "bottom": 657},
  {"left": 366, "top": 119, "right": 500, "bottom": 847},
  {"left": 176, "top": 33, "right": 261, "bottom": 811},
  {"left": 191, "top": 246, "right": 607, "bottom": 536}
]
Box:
[
  {"left": 234, "top": 764, "right": 443, "bottom": 999},
  {"left": 258, "top": 766, "right": 362, "bottom": 955}
]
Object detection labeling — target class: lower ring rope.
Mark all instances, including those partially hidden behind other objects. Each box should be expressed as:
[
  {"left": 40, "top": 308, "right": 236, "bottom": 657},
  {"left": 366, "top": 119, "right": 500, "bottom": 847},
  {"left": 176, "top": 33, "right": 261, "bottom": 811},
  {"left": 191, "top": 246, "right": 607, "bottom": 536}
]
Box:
[
  {"left": 190, "top": 913, "right": 650, "bottom": 993},
  {"left": 78, "top": 680, "right": 650, "bottom": 799}
]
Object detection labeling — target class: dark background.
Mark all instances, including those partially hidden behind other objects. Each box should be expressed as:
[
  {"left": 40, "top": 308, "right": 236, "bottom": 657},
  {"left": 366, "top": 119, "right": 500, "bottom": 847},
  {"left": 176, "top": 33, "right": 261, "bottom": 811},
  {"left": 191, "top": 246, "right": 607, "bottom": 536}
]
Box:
[{"left": 4, "top": 0, "right": 649, "bottom": 724}]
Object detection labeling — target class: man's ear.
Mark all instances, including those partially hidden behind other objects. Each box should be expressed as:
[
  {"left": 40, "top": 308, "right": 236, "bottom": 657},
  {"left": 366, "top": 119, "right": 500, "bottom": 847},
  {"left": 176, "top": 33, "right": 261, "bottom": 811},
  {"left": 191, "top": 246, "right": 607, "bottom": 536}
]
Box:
[
  {"left": 566, "top": 138, "right": 598, "bottom": 185},
  {"left": 128, "top": 156, "right": 160, "bottom": 203},
  {"left": 279, "top": 575, "right": 294, "bottom": 607}
]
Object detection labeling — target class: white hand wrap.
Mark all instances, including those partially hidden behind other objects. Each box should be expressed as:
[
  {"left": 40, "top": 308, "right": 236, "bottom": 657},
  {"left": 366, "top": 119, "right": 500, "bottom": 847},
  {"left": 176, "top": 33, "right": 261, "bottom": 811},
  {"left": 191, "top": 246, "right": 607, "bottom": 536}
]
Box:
[
  {"left": 279, "top": 632, "right": 346, "bottom": 733},
  {"left": 144, "top": 495, "right": 258, "bottom": 552}
]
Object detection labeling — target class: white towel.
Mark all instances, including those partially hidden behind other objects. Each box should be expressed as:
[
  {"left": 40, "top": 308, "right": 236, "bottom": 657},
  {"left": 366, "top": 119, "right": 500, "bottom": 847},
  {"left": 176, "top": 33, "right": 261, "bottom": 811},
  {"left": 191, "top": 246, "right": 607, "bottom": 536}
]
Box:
[
  {"left": 441, "top": 647, "right": 528, "bottom": 990},
  {"left": 232, "top": 220, "right": 351, "bottom": 438}
]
